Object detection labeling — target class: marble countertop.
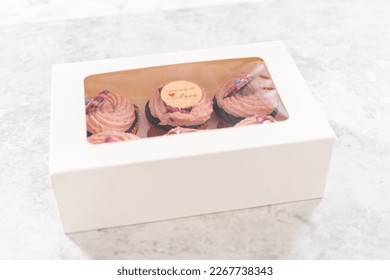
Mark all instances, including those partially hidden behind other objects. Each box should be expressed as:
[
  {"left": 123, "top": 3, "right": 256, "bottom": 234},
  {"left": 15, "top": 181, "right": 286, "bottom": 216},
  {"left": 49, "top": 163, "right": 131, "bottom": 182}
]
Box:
[{"left": 0, "top": 0, "right": 389, "bottom": 259}]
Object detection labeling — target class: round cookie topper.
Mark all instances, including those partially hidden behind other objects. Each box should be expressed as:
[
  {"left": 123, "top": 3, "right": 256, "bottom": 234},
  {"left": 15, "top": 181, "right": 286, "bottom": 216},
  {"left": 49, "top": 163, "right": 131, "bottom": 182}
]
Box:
[{"left": 161, "top": 80, "right": 203, "bottom": 109}]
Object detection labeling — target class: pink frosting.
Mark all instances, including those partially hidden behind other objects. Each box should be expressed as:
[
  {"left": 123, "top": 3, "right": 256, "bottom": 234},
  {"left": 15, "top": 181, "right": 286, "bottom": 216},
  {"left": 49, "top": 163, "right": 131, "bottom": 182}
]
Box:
[
  {"left": 166, "top": 127, "right": 198, "bottom": 135},
  {"left": 215, "top": 74, "right": 279, "bottom": 117},
  {"left": 149, "top": 82, "right": 213, "bottom": 127},
  {"left": 86, "top": 91, "right": 138, "bottom": 134},
  {"left": 87, "top": 131, "right": 140, "bottom": 144},
  {"left": 235, "top": 115, "right": 276, "bottom": 127}
]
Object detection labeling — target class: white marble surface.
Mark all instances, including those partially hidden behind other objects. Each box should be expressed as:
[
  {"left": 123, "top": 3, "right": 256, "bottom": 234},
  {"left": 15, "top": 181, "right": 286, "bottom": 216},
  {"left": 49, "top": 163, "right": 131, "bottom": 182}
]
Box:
[{"left": 0, "top": 0, "right": 390, "bottom": 259}]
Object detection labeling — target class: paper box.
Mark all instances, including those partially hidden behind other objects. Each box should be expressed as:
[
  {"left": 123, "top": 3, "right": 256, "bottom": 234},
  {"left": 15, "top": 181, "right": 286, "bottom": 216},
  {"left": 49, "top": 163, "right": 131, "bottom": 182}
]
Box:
[{"left": 50, "top": 41, "right": 335, "bottom": 233}]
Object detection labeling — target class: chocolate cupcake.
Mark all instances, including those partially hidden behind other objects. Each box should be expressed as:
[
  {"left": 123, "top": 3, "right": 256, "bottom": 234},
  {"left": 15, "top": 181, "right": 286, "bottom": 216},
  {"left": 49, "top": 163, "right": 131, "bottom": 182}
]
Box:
[
  {"left": 145, "top": 80, "right": 213, "bottom": 137},
  {"left": 86, "top": 90, "right": 140, "bottom": 136},
  {"left": 87, "top": 131, "right": 140, "bottom": 144},
  {"left": 235, "top": 114, "right": 275, "bottom": 127},
  {"left": 213, "top": 73, "right": 281, "bottom": 128}
]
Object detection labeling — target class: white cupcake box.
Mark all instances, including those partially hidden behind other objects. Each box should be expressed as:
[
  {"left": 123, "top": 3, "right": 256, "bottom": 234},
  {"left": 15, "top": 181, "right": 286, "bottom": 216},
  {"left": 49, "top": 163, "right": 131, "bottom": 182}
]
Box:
[{"left": 50, "top": 41, "right": 335, "bottom": 233}]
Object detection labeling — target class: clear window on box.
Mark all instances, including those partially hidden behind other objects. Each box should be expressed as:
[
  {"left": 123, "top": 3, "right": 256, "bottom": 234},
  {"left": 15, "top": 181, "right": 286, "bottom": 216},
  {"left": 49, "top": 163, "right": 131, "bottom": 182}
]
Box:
[{"left": 84, "top": 57, "right": 289, "bottom": 144}]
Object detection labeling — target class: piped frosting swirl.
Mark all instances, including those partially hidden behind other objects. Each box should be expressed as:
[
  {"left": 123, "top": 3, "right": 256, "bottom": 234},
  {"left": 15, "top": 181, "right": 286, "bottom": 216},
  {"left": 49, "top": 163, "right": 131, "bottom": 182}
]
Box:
[
  {"left": 166, "top": 127, "right": 198, "bottom": 135},
  {"left": 87, "top": 131, "right": 140, "bottom": 144},
  {"left": 215, "top": 73, "right": 279, "bottom": 118},
  {"left": 86, "top": 90, "right": 139, "bottom": 134},
  {"left": 235, "top": 114, "right": 275, "bottom": 127}
]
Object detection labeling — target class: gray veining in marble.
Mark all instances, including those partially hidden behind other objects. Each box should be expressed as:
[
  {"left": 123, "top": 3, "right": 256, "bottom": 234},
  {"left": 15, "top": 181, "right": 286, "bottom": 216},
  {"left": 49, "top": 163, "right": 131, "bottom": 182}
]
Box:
[{"left": 0, "top": 0, "right": 389, "bottom": 259}]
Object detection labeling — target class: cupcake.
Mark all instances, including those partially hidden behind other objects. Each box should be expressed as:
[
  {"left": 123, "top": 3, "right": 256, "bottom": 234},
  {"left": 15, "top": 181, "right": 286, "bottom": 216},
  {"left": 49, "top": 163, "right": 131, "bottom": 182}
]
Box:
[
  {"left": 87, "top": 131, "right": 140, "bottom": 144},
  {"left": 86, "top": 90, "right": 140, "bottom": 136},
  {"left": 166, "top": 126, "right": 198, "bottom": 135},
  {"left": 235, "top": 114, "right": 275, "bottom": 127},
  {"left": 213, "top": 73, "right": 281, "bottom": 128},
  {"left": 145, "top": 80, "right": 213, "bottom": 137}
]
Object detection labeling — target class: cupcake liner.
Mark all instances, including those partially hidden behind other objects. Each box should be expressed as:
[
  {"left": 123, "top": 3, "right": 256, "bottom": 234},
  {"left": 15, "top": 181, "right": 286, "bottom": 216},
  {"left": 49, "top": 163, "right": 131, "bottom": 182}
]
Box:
[{"left": 124, "top": 105, "right": 140, "bottom": 135}]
